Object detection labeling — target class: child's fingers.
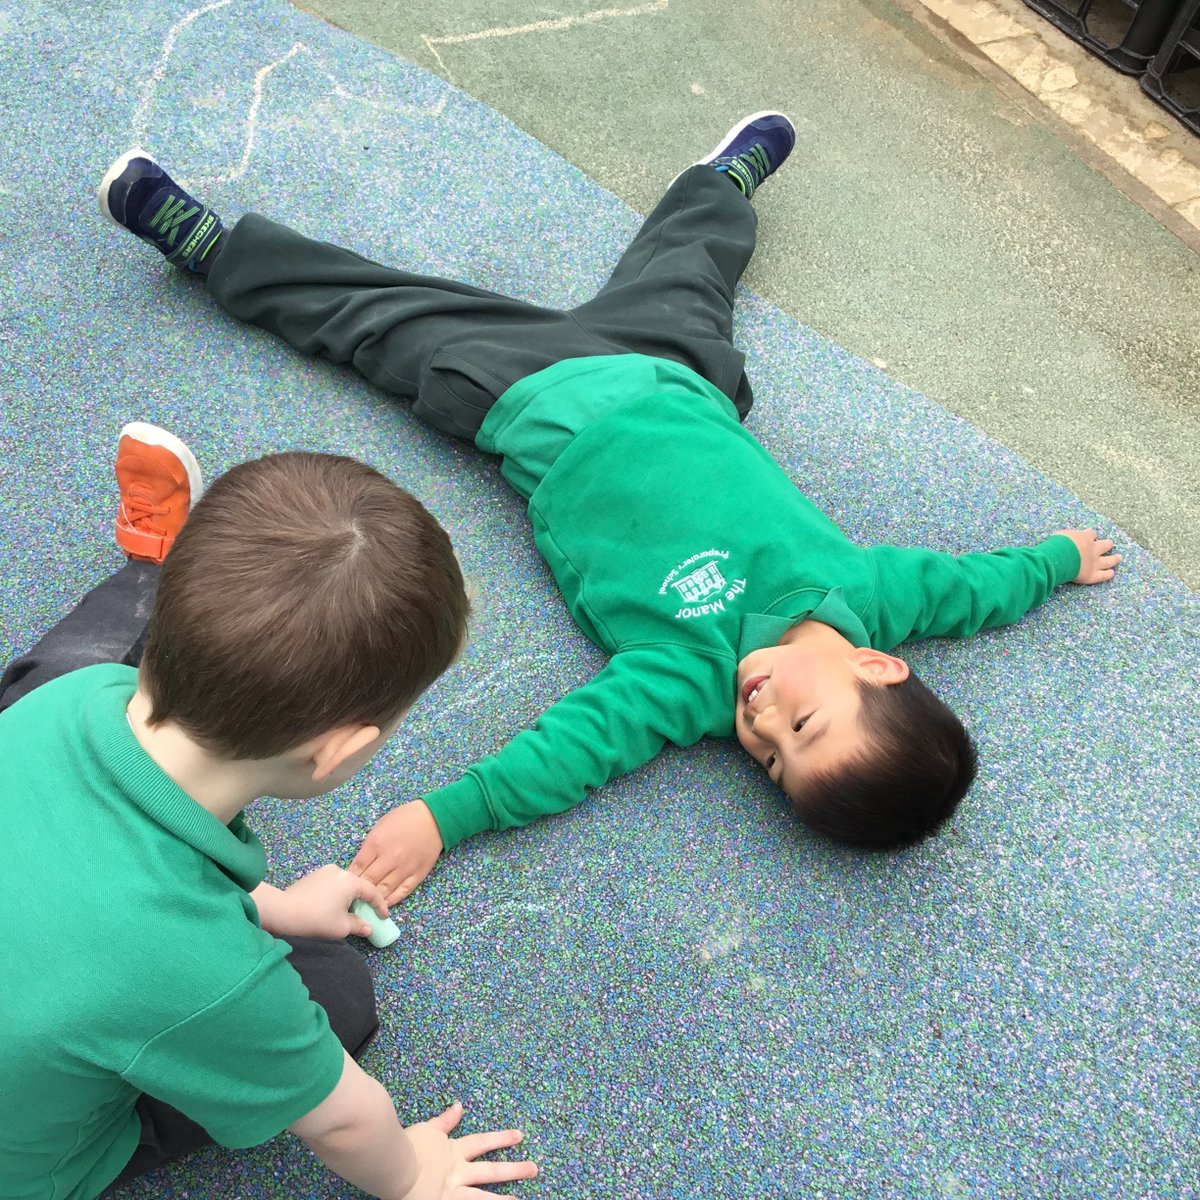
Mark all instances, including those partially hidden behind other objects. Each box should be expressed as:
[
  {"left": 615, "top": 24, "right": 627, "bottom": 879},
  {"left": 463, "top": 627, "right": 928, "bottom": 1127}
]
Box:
[
  {"left": 352, "top": 856, "right": 391, "bottom": 890},
  {"left": 329, "top": 908, "right": 372, "bottom": 940},
  {"left": 429, "top": 1101, "right": 464, "bottom": 1134},
  {"left": 457, "top": 1157, "right": 538, "bottom": 1188},
  {"left": 453, "top": 1129, "right": 527, "bottom": 1161},
  {"left": 390, "top": 874, "right": 421, "bottom": 904},
  {"left": 1089, "top": 549, "right": 1121, "bottom": 583},
  {"left": 350, "top": 872, "right": 390, "bottom": 918},
  {"left": 365, "top": 868, "right": 399, "bottom": 905}
]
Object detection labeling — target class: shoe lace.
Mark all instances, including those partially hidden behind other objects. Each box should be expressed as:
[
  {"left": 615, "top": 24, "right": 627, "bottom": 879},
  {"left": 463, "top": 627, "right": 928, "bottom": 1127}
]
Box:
[
  {"left": 715, "top": 143, "right": 771, "bottom": 194},
  {"left": 737, "top": 144, "right": 771, "bottom": 183},
  {"left": 121, "top": 488, "right": 169, "bottom": 532}
]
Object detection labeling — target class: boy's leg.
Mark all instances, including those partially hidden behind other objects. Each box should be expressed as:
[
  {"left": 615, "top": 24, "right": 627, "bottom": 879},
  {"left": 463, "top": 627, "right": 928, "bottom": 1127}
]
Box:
[
  {"left": 101, "top": 115, "right": 790, "bottom": 440},
  {"left": 205, "top": 216, "right": 605, "bottom": 440},
  {"left": 0, "top": 425, "right": 199, "bottom": 713},
  {"left": 103, "top": 937, "right": 379, "bottom": 1193},
  {"left": 572, "top": 166, "right": 756, "bottom": 416},
  {"left": 100, "top": 149, "right": 605, "bottom": 441},
  {"left": 102, "top": 1096, "right": 213, "bottom": 1192},
  {"left": 570, "top": 113, "right": 796, "bottom": 419},
  {"left": 207, "top": 114, "right": 791, "bottom": 431},
  {"left": 280, "top": 935, "right": 381, "bottom": 1058},
  {"left": 0, "top": 560, "right": 159, "bottom": 713}
]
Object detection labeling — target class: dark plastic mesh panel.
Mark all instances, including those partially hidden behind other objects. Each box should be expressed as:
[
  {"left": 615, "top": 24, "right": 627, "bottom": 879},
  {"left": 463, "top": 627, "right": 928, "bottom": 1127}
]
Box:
[{"left": 1024, "top": 0, "right": 1185, "bottom": 73}]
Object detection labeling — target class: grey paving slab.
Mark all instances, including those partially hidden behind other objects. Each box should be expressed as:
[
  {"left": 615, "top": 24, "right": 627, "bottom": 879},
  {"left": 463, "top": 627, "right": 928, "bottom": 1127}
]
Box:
[{"left": 304, "top": 0, "right": 1200, "bottom": 589}]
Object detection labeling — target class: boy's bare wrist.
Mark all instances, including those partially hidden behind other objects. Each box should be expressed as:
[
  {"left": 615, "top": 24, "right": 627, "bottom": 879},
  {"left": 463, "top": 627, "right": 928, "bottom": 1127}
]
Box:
[
  {"left": 302, "top": 1112, "right": 419, "bottom": 1198},
  {"left": 250, "top": 884, "right": 313, "bottom": 937},
  {"left": 248, "top": 881, "right": 290, "bottom": 934}
]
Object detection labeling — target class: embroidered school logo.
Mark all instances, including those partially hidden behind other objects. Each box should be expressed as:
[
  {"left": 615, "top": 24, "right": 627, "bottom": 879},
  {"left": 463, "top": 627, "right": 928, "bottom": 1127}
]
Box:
[
  {"left": 659, "top": 549, "right": 747, "bottom": 620},
  {"left": 672, "top": 561, "right": 726, "bottom": 603}
]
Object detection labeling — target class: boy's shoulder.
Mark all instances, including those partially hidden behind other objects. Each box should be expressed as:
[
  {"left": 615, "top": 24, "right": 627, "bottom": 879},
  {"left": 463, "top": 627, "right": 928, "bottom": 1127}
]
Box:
[
  {"left": 1, "top": 659, "right": 274, "bottom": 1022},
  {"left": 0, "top": 660, "right": 135, "bottom": 722}
]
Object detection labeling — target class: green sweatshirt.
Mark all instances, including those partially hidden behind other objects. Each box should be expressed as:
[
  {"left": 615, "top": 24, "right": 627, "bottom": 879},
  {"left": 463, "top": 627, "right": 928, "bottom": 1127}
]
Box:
[{"left": 423, "top": 354, "right": 1080, "bottom": 848}]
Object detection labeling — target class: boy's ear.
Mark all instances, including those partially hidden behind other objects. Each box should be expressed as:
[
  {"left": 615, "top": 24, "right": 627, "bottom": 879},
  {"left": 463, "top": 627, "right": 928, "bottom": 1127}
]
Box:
[
  {"left": 851, "top": 648, "right": 911, "bottom": 685},
  {"left": 309, "top": 723, "right": 382, "bottom": 783}
]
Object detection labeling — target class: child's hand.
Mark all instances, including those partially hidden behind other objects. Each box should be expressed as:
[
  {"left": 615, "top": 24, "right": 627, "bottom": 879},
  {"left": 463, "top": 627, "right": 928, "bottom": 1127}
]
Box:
[
  {"left": 350, "top": 800, "right": 444, "bottom": 906},
  {"left": 1052, "top": 528, "right": 1122, "bottom": 584},
  {"left": 401, "top": 1102, "right": 536, "bottom": 1200},
  {"left": 280, "top": 865, "right": 391, "bottom": 940}
]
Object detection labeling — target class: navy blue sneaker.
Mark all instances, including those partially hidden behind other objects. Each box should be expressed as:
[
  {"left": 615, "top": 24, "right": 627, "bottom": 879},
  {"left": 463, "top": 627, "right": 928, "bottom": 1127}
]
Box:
[
  {"left": 98, "top": 149, "right": 223, "bottom": 271},
  {"left": 694, "top": 111, "right": 795, "bottom": 198}
]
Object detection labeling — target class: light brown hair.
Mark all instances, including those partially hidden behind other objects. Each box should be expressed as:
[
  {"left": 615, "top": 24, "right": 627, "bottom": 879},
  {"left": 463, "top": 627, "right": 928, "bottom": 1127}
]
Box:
[{"left": 140, "top": 451, "right": 468, "bottom": 758}]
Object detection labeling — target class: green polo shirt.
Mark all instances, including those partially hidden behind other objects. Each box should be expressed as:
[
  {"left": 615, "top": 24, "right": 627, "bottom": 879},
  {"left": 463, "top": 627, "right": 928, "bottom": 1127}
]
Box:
[
  {"left": 0, "top": 665, "right": 345, "bottom": 1200},
  {"left": 423, "top": 354, "right": 1080, "bottom": 847}
]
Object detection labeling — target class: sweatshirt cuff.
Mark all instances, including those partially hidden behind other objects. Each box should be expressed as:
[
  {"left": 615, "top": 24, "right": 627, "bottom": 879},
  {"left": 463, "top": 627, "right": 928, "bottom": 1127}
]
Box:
[
  {"left": 1041, "top": 534, "right": 1082, "bottom": 585},
  {"left": 423, "top": 772, "right": 494, "bottom": 850}
]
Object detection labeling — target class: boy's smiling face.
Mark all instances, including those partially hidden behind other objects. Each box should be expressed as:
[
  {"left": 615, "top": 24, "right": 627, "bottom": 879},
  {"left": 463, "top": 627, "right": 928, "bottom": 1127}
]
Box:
[{"left": 734, "top": 621, "right": 910, "bottom": 796}]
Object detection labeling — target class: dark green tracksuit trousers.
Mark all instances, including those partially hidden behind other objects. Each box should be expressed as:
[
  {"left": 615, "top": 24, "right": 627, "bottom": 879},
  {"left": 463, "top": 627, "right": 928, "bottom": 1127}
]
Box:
[{"left": 206, "top": 165, "right": 758, "bottom": 439}]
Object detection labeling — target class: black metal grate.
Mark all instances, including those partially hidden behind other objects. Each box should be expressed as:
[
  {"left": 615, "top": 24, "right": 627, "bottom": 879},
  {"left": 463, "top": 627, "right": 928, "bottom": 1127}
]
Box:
[
  {"left": 1142, "top": 0, "right": 1200, "bottom": 133},
  {"left": 1024, "top": 0, "right": 1185, "bottom": 74}
]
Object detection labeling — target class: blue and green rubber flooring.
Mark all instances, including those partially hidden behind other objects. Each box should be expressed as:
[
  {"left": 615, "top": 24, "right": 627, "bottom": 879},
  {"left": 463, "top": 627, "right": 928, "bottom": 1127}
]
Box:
[{"left": 0, "top": 2, "right": 1195, "bottom": 1196}]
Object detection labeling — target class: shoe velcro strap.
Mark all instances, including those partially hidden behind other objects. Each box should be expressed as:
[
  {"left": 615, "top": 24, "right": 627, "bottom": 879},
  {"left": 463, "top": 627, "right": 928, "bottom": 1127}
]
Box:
[{"left": 116, "top": 522, "right": 169, "bottom": 562}]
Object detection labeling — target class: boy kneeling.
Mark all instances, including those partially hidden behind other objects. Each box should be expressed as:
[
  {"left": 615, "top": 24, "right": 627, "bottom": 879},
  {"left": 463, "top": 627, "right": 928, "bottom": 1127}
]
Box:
[{"left": 0, "top": 427, "right": 535, "bottom": 1199}]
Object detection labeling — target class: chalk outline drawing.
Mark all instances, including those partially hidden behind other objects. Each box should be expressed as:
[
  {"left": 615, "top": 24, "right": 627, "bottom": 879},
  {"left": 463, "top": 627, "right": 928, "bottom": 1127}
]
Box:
[
  {"left": 422, "top": 0, "right": 670, "bottom": 76},
  {"left": 131, "top": 0, "right": 670, "bottom": 184},
  {"left": 430, "top": 648, "right": 581, "bottom": 718},
  {"left": 132, "top": 0, "right": 446, "bottom": 187}
]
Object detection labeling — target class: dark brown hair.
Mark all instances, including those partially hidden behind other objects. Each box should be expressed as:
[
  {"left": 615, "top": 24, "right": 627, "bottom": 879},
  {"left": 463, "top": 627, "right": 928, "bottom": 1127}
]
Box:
[
  {"left": 788, "top": 673, "right": 978, "bottom": 849},
  {"left": 140, "top": 451, "right": 469, "bottom": 759}
]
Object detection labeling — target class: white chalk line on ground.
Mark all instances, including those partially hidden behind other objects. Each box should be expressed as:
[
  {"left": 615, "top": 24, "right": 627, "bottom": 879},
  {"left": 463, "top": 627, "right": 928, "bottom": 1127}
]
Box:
[
  {"left": 432, "top": 648, "right": 572, "bottom": 718},
  {"left": 133, "top": 0, "right": 446, "bottom": 188},
  {"left": 422, "top": 0, "right": 669, "bottom": 75},
  {"left": 131, "top": 0, "right": 233, "bottom": 143}
]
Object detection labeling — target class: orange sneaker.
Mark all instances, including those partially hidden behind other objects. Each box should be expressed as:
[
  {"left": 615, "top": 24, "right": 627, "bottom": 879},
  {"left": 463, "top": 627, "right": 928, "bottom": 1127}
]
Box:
[{"left": 114, "top": 422, "right": 202, "bottom": 565}]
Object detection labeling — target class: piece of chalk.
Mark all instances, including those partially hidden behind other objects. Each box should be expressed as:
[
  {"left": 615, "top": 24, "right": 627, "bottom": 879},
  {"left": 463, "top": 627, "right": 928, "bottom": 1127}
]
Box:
[{"left": 351, "top": 899, "right": 400, "bottom": 948}]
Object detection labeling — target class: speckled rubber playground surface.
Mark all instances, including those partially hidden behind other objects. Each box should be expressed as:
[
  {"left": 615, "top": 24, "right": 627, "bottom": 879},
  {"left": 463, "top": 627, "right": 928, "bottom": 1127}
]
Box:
[{"left": 1, "top": 2, "right": 1197, "bottom": 1197}]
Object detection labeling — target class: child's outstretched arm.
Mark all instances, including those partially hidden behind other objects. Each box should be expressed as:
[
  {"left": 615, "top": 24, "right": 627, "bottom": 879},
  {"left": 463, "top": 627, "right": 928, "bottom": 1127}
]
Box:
[
  {"left": 351, "top": 643, "right": 725, "bottom": 904},
  {"left": 290, "top": 1050, "right": 536, "bottom": 1199},
  {"left": 1053, "top": 527, "right": 1122, "bottom": 584},
  {"left": 865, "top": 526, "right": 1120, "bottom": 649}
]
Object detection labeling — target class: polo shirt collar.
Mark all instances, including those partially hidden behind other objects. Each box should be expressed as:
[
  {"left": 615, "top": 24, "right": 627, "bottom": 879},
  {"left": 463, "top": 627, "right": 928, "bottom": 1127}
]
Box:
[
  {"left": 738, "top": 586, "right": 871, "bottom": 659},
  {"left": 85, "top": 669, "right": 267, "bottom": 891}
]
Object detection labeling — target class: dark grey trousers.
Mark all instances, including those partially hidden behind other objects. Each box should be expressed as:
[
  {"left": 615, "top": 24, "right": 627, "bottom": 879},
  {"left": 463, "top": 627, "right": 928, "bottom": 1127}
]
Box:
[
  {"left": 0, "top": 560, "right": 159, "bottom": 715},
  {"left": 0, "top": 570, "right": 379, "bottom": 1192},
  {"left": 206, "top": 165, "right": 758, "bottom": 439}
]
